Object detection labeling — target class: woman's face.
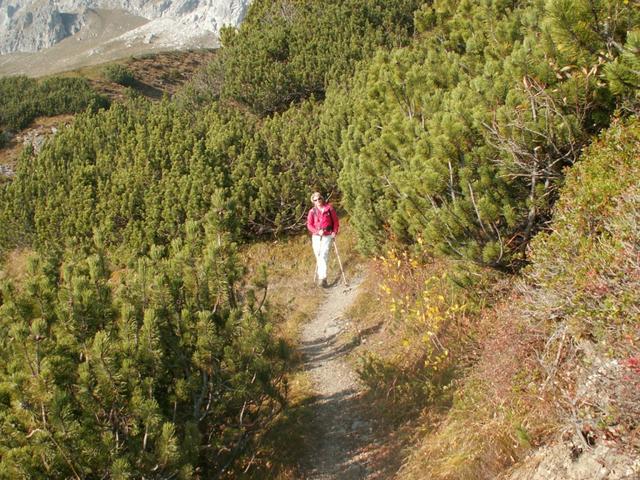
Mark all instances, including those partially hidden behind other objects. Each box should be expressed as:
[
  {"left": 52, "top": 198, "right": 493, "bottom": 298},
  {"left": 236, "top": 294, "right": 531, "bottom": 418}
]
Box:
[{"left": 312, "top": 196, "right": 324, "bottom": 206}]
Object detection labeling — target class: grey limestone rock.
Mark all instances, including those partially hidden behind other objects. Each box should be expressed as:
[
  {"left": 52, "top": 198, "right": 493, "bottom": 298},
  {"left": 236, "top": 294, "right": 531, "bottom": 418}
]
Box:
[{"left": 0, "top": 0, "right": 251, "bottom": 54}]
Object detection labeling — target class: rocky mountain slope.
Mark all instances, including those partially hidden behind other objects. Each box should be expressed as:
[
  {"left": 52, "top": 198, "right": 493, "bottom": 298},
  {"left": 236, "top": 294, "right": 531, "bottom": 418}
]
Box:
[
  {"left": 1, "top": 0, "right": 251, "bottom": 54},
  {"left": 0, "top": 0, "right": 250, "bottom": 76}
]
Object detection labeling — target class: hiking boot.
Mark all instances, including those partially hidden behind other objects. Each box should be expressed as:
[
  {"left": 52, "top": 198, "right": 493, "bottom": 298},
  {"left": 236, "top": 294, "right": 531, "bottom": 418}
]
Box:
[{"left": 321, "top": 279, "right": 329, "bottom": 288}]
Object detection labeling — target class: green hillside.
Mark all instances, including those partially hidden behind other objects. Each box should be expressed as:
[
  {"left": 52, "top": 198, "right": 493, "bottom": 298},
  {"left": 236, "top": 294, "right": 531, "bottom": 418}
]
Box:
[{"left": 0, "top": 0, "right": 638, "bottom": 478}]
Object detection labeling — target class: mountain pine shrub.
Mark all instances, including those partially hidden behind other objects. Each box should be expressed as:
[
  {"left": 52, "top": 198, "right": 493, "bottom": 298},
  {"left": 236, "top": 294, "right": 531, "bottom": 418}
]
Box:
[
  {"left": 0, "top": 76, "right": 108, "bottom": 131},
  {"left": 200, "top": 0, "right": 421, "bottom": 115},
  {"left": 605, "top": 29, "right": 640, "bottom": 114},
  {"left": 338, "top": 0, "right": 639, "bottom": 268},
  {"left": 0, "top": 93, "right": 349, "bottom": 254},
  {"left": 0, "top": 225, "right": 288, "bottom": 477},
  {"left": 102, "top": 64, "right": 136, "bottom": 87}
]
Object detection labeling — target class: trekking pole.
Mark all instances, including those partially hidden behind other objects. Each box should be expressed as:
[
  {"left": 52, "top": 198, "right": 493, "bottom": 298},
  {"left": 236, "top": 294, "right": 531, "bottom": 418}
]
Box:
[{"left": 333, "top": 239, "right": 348, "bottom": 286}]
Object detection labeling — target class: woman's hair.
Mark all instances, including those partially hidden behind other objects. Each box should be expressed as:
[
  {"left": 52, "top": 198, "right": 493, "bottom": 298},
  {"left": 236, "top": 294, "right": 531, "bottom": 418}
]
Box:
[{"left": 310, "top": 192, "right": 323, "bottom": 202}]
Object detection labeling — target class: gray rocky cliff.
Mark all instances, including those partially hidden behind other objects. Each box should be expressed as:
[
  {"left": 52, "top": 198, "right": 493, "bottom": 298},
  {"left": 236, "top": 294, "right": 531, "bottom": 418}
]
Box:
[{"left": 0, "top": 0, "right": 251, "bottom": 54}]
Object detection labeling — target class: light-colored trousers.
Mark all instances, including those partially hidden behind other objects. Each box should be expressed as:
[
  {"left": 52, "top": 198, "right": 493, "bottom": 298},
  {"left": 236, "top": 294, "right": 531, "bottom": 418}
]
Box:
[{"left": 312, "top": 234, "right": 333, "bottom": 280}]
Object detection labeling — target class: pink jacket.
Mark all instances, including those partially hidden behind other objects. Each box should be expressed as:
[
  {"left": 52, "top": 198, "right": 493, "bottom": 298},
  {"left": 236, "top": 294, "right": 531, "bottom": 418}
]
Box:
[{"left": 307, "top": 204, "right": 339, "bottom": 236}]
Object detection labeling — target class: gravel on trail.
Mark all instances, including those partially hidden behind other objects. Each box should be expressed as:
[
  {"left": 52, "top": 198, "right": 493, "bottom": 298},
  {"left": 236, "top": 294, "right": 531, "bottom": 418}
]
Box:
[{"left": 299, "top": 277, "right": 375, "bottom": 480}]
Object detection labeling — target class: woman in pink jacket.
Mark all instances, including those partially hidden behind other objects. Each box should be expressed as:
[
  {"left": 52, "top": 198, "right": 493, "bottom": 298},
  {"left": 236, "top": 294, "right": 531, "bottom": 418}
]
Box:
[{"left": 307, "top": 192, "right": 339, "bottom": 288}]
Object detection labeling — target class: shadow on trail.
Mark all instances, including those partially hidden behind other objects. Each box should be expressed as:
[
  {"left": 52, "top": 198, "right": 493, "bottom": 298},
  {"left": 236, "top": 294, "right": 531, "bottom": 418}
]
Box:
[
  {"left": 252, "top": 384, "right": 396, "bottom": 479},
  {"left": 252, "top": 275, "right": 405, "bottom": 479},
  {"left": 253, "top": 376, "right": 408, "bottom": 480},
  {"left": 299, "top": 322, "right": 383, "bottom": 369},
  {"left": 297, "top": 295, "right": 390, "bottom": 480}
]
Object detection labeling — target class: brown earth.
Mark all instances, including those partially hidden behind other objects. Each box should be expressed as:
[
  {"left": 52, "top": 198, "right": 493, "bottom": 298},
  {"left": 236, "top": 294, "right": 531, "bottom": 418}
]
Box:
[
  {"left": 0, "top": 114, "right": 75, "bottom": 172},
  {"left": 81, "top": 49, "right": 216, "bottom": 101}
]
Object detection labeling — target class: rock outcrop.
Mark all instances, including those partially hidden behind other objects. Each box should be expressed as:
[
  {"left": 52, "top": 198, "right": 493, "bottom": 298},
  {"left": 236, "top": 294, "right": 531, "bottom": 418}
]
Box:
[{"left": 0, "top": 0, "right": 251, "bottom": 54}]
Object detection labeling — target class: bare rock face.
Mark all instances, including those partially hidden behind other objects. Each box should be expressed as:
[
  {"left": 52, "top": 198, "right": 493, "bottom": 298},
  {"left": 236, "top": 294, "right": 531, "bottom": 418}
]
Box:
[
  {"left": 1, "top": 2, "right": 87, "bottom": 54},
  {"left": 0, "top": 0, "right": 252, "bottom": 55}
]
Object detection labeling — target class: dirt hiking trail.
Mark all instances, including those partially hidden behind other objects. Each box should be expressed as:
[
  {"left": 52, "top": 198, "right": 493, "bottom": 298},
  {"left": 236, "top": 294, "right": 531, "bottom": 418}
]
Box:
[{"left": 299, "top": 276, "right": 376, "bottom": 479}]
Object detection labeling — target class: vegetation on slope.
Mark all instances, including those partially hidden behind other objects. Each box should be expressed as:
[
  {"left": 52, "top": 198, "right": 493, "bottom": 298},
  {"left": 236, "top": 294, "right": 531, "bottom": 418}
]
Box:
[
  {"left": 193, "top": 0, "right": 421, "bottom": 115},
  {"left": 0, "top": 0, "right": 639, "bottom": 477},
  {"left": 396, "top": 115, "right": 640, "bottom": 480},
  {"left": 0, "top": 51, "right": 216, "bottom": 173},
  {"left": 0, "top": 225, "right": 288, "bottom": 478},
  {"left": 0, "top": 76, "right": 108, "bottom": 134},
  {"left": 339, "top": 0, "right": 639, "bottom": 268},
  {"left": 0, "top": 0, "right": 421, "bottom": 476}
]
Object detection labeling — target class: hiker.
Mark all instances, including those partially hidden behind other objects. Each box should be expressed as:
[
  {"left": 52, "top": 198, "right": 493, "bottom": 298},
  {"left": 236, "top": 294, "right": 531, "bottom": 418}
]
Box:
[{"left": 307, "top": 192, "right": 339, "bottom": 288}]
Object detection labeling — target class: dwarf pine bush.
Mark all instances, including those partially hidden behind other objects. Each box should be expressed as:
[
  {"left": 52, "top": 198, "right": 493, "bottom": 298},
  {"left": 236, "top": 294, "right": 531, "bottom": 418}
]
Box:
[
  {"left": 0, "top": 76, "right": 108, "bottom": 131},
  {"left": 339, "top": 0, "right": 639, "bottom": 268},
  {"left": 102, "top": 64, "right": 136, "bottom": 87},
  {"left": 0, "top": 226, "right": 287, "bottom": 477}
]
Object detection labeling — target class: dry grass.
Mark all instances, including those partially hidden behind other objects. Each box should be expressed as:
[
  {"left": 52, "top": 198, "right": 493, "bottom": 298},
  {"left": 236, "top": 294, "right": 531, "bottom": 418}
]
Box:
[
  {"left": 0, "top": 247, "right": 33, "bottom": 285},
  {"left": 241, "top": 234, "right": 319, "bottom": 342},
  {"left": 341, "top": 267, "right": 387, "bottom": 352},
  {"left": 240, "top": 217, "right": 362, "bottom": 341},
  {"left": 332, "top": 254, "right": 472, "bottom": 479},
  {"left": 337, "top": 248, "right": 556, "bottom": 480},
  {"left": 399, "top": 292, "right": 558, "bottom": 480}
]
